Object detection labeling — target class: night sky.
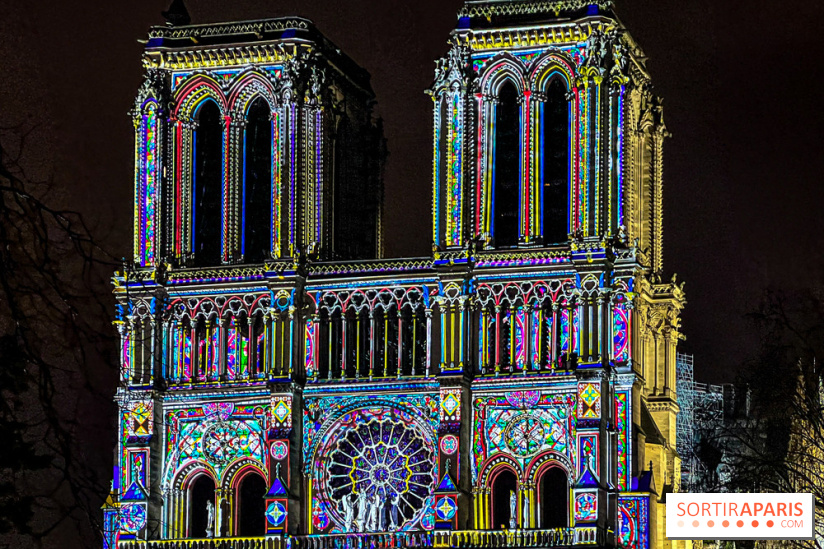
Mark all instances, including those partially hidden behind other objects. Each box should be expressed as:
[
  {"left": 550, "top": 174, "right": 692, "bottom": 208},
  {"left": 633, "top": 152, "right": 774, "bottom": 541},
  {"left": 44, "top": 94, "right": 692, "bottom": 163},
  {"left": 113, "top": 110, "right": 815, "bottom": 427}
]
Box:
[{"left": 3, "top": 0, "right": 824, "bottom": 387}]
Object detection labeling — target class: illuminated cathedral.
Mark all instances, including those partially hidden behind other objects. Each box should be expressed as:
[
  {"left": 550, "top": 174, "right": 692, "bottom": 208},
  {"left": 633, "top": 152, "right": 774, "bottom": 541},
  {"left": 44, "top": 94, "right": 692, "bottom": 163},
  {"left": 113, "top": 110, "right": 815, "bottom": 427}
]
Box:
[{"left": 106, "top": 1, "right": 686, "bottom": 548}]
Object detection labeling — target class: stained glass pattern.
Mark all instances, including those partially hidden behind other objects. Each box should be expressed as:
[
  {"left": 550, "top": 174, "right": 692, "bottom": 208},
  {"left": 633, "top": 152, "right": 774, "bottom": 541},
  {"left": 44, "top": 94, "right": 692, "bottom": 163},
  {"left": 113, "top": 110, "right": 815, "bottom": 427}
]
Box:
[
  {"left": 136, "top": 102, "right": 159, "bottom": 266},
  {"left": 612, "top": 305, "right": 629, "bottom": 362},
  {"left": 120, "top": 503, "right": 147, "bottom": 532},
  {"left": 472, "top": 392, "right": 575, "bottom": 483},
  {"left": 615, "top": 391, "right": 629, "bottom": 490},
  {"left": 574, "top": 492, "right": 597, "bottom": 522},
  {"left": 440, "top": 388, "right": 461, "bottom": 423},
  {"left": 513, "top": 308, "right": 526, "bottom": 369},
  {"left": 303, "top": 395, "right": 438, "bottom": 532},
  {"left": 123, "top": 400, "right": 153, "bottom": 438},
  {"left": 579, "top": 435, "right": 597, "bottom": 476},
  {"left": 162, "top": 402, "right": 267, "bottom": 489},
  {"left": 618, "top": 496, "right": 650, "bottom": 549},
  {"left": 578, "top": 383, "right": 601, "bottom": 419},
  {"left": 314, "top": 406, "right": 436, "bottom": 532}
]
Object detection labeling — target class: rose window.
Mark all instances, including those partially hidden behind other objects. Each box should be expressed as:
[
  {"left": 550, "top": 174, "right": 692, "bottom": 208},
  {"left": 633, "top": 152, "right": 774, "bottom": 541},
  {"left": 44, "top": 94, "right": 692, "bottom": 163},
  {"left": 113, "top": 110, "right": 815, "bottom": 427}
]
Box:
[
  {"left": 317, "top": 407, "right": 436, "bottom": 531},
  {"left": 503, "top": 414, "right": 546, "bottom": 457}
]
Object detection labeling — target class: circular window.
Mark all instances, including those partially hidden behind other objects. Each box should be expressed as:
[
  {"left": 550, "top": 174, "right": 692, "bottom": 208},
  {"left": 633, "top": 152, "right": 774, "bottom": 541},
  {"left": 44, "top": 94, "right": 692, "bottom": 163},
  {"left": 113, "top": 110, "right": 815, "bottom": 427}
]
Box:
[
  {"left": 315, "top": 406, "right": 436, "bottom": 532},
  {"left": 503, "top": 414, "right": 546, "bottom": 457}
]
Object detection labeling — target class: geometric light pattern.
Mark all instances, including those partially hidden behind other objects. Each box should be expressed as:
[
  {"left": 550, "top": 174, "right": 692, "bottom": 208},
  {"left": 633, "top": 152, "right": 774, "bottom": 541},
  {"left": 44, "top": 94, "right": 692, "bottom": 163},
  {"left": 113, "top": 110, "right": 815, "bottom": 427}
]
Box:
[
  {"left": 324, "top": 413, "right": 434, "bottom": 531},
  {"left": 440, "top": 435, "right": 458, "bottom": 455},
  {"left": 266, "top": 501, "right": 287, "bottom": 526},
  {"left": 574, "top": 492, "right": 597, "bottom": 522},
  {"left": 435, "top": 495, "right": 458, "bottom": 521},
  {"left": 578, "top": 383, "right": 601, "bottom": 419},
  {"left": 472, "top": 392, "right": 575, "bottom": 483},
  {"left": 618, "top": 495, "right": 650, "bottom": 549}
]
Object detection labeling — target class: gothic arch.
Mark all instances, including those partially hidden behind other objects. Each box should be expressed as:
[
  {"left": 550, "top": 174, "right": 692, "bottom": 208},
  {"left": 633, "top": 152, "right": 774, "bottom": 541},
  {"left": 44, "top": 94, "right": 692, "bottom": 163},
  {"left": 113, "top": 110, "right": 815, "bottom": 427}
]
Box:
[
  {"left": 173, "top": 75, "right": 228, "bottom": 120},
  {"left": 525, "top": 451, "right": 573, "bottom": 485},
  {"left": 478, "top": 453, "right": 522, "bottom": 489},
  {"left": 228, "top": 71, "right": 279, "bottom": 116},
  {"left": 532, "top": 460, "right": 571, "bottom": 528},
  {"left": 172, "top": 460, "right": 218, "bottom": 492},
  {"left": 529, "top": 54, "right": 575, "bottom": 93},
  {"left": 484, "top": 460, "right": 520, "bottom": 530},
  {"left": 230, "top": 462, "right": 268, "bottom": 537},
  {"left": 480, "top": 56, "right": 528, "bottom": 97},
  {"left": 223, "top": 457, "right": 268, "bottom": 492}
]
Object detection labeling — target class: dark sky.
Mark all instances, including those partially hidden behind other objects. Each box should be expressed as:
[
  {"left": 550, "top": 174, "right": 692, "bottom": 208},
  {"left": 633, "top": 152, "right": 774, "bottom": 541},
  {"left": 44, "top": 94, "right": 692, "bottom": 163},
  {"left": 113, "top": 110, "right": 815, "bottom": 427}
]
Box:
[{"left": 3, "top": 0, "right": 824, "bottom": 385}]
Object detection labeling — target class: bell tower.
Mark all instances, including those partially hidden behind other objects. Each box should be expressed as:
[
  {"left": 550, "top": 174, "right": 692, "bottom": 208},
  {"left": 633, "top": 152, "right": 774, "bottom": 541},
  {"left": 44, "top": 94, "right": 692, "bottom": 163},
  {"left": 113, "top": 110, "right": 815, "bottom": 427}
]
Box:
[
  {"left": 429, "top": 1, "right": 686, "bottom": 546},
  {"left": 107, "top": 2, "right": 686, "bottom": 548},
  {"left": 131, "top": 17, "right": 385, "bottom": 269}
]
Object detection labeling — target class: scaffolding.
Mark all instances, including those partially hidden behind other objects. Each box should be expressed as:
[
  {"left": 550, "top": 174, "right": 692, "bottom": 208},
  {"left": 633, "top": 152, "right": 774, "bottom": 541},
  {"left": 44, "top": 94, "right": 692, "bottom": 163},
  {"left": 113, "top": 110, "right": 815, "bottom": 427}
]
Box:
[
  {"left": 676, "top": 353, "right": 725, "bottom": 492},
  {"left": 676, "top": 353, "right": 696, "bottom": 490}
]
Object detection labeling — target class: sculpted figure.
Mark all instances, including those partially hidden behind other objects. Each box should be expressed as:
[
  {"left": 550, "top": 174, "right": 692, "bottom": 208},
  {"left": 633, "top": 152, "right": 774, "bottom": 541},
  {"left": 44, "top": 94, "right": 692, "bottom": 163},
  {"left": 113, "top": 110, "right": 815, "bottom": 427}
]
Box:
[
  {"left": 509, "top": 491, "right": 517, "bottom": 529},
  {"left": 522, "top": 495, "right": 529, "bottom": 528},
  {"left": 369, "top": 492, "right": 380, "bottom": 531},
  {"left": 378, "top": 489, "right": 387, "bottom": 531},
  {"left": 389, "top": 492, "right": 400, "bottom": 530},
  {"left": 342, "top": 493, "right": 355, "bottom": 532},
  {"left": 356, "top": 490, "right": 369, "bottom": 532},
  {"left": 205, "top": 500, "right": 215, "bottom": 538}
]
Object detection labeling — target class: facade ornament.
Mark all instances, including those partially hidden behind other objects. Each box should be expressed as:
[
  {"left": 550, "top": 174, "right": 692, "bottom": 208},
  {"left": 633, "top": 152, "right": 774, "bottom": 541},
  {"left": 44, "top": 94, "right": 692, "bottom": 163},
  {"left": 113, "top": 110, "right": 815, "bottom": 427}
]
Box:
[
  {"left": 429, "top": 39, "right": 473, "bottom": 95},
  {"left": 205, "top": 499, "right": 215, "bottom": 538}
]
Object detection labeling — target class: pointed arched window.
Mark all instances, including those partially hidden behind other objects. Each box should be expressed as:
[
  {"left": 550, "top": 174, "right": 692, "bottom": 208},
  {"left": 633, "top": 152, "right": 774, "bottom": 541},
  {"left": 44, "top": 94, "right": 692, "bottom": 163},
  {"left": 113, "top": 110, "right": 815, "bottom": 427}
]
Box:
[
  {"left": 193, "top": 100, "right": 223, "bottom": 266},
  {"left": 538, "top": 467, "right": 568, "bottom": 528},
  {"left": 243, "top": 98, "right": 272, "bottom": 263},
  {"left": 189, "top": 474, "right": 216, "bottom": 538},
  {"left": 237, "top": 472, "right": 267, "bottom": 536},
  {"left": 493, "top": 81, "right": 520, "bottom": 248},
  {"left": 541, "top": 78, "right": 570, "bottom": 244},
  {"left": 491, "top": 468, "right": 518, "bottom": 529}
]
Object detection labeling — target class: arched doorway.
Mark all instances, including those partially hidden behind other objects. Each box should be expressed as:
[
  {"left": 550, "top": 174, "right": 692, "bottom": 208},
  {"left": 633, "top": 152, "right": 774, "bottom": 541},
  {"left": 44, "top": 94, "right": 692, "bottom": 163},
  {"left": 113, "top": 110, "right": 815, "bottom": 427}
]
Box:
[
  {"left": 538, "top": 467, "right": 568, "bottom": 528},
  {"left": 236, "top": 472, "right": 267, "bottom": 536},
  {"left": 490, "top": 468, "right": 518, "bottom": 530},
  {"left": 189, "top": 474, "right": 216, "bottom": 538}
]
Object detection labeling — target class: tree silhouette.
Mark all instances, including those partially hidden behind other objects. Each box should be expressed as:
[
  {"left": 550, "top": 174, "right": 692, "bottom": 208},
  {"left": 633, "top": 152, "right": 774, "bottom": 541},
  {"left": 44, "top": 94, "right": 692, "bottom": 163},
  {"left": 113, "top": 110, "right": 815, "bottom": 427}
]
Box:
[
  {"left": 718, "top": 288, "right": 824, "bottom": 548},
  {"left": 0, "top": 124, "right": 117, "bottom": 546}
]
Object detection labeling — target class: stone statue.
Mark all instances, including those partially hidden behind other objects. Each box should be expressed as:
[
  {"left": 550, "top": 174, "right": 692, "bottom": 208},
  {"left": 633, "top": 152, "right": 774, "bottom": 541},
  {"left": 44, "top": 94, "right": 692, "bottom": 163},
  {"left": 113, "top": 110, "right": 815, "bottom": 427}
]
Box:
[
  {"left": 522, "top": 495, "right": 529, "bottom": 528},
  {"left": 356, "top": 490, "right": 368, "bottom": 532},
  {"left": 205, "top": 499, "right": 215, "bottom": 538},
  {"left": 509, "top": 491, "right": 517, "bottom": 529},
  {"left": 378, "top": 489, "right": 387, "bottom": 531},
  {"left": 389, "top": 492, "right": 400, "bottom": 531},
  {"left": 368, "top": 492, "right": 380, "bottom": 531},
  {"left": 342, "top": 493, "right": 355, "bottom": 532}
]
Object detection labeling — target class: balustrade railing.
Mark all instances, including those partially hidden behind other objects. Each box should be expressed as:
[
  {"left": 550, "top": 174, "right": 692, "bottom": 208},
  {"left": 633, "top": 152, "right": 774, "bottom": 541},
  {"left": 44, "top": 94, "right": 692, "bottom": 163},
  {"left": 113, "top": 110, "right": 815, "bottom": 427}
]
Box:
[{"left": 118, "top": 527, "right": 600, "bottom": 549}]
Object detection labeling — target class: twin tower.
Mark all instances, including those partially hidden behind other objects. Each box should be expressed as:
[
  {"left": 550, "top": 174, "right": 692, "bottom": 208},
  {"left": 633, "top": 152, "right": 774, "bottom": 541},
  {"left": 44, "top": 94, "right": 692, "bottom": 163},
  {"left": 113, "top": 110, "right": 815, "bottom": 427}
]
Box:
[{"left": 108, "top": 2, "right": 686, "bottom": 549}]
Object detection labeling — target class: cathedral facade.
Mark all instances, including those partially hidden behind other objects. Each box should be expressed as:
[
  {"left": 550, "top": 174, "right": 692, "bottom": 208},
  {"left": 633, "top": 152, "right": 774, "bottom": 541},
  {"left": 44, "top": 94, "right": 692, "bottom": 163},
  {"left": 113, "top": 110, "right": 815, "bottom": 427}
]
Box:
[{"left": 106, "top": 1, "right": 685, "bottom": 548}]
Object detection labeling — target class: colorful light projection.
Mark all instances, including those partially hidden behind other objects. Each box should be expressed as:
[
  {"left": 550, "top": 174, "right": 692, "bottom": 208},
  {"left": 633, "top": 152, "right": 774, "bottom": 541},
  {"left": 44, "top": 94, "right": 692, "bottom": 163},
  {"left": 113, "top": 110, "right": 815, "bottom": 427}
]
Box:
[
  {"left": 577, "top": 382, "right": 601, "bottom": 419},
  {"left": 146, "top": 65, "right": 338, "bottom": 262},
  {"left": 471, "top": 391, "right": 575, "bottom": 483},
  {"left": 578, "top": 434, "right": 598, "bottom": 476},
  {"left": 615, "top": 390, "right": 630, "bottom": 490},
  {"left": 574, "top": 491, "right": 597, "bottom": 522},
  {"left": 134, "top": 101, "right": 160, "bottom": 266},
  {"left": 445, "top": 92, "right": 464, "bottom": 247},
  {"left": 618, "top": 495, "right": 650, "bottom": 549},
  {"left": 475, "top": 279, "right": 580, "bottom": 374},
  {"left": 612, "top": 302, "right": 630, "bottom": 363},
  {"left": 303, "top": 394, "right": 439, "bottom": 533},
  {"left": 162, "top": 400, "right": 269, "bottom": 490},
  {"left": 115, "top": 14, "right": 662, "bottom": 544}
]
